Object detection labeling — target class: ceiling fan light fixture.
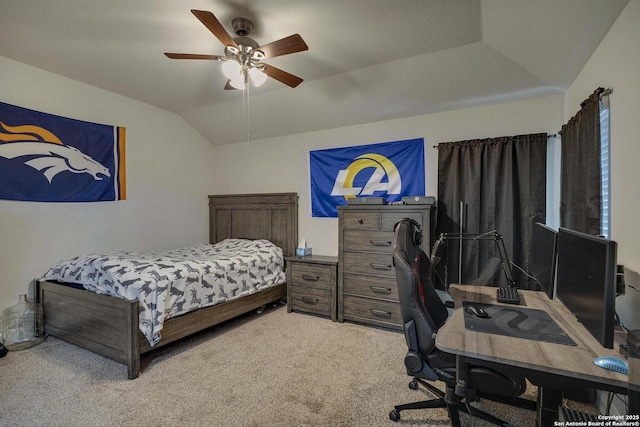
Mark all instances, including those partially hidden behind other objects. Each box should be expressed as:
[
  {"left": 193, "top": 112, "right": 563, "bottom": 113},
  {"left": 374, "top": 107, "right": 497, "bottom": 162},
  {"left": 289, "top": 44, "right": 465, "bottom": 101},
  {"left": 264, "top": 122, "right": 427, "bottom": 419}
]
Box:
[
  {"left": 229, "top": 74, "right": 246, "bottom": 90},
  {"left": 248, "top": 67, "right": 267, "bottom": 87},
  {"left": 221, "top": 60, "right": 242, "bottom": 80}
]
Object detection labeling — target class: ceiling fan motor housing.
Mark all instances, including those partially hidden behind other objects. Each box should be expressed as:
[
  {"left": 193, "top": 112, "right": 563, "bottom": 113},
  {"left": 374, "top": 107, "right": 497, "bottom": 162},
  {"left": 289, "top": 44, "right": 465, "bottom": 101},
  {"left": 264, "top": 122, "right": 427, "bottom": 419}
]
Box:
[{"left": 232, "top": 17, "right": 254, "bottom": 37}]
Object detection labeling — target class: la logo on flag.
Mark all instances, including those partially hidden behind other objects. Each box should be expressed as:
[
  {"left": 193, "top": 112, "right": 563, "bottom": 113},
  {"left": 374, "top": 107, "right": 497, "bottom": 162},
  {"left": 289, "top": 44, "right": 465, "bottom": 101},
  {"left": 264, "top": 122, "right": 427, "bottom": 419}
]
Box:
[
  {"left": 310, "top": 138, "right": 425, "bottom": 217},
  {"left": 0, "top": 102, "right": 125, "bottom": 202}
]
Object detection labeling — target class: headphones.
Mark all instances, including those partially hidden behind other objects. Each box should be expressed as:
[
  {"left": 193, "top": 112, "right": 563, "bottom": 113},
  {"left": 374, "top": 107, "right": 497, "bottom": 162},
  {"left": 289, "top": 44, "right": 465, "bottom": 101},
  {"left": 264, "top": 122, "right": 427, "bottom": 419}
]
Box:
[{"left": 394, "top": 218, "right": 423, "bottom": 246}]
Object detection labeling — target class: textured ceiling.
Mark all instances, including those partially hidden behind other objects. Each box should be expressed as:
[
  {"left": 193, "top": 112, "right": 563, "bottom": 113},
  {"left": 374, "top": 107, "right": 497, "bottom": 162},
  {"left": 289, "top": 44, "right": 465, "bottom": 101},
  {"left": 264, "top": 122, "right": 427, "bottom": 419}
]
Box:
[{"left": 0, "top": 0, "right": 629, "bottom": 145}]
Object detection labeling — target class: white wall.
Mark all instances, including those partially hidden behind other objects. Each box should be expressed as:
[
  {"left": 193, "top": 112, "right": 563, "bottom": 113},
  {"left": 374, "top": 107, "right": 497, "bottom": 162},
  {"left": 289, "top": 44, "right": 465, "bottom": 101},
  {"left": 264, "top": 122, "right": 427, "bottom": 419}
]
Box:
[
  {"left": 213, "top": 95, "right": 564, "bottom": 257},
  {"left": 0, "top": 56, "right": 220, "bottom": 311},
  {"left": 565, "top": 0, "right": 640, "bottom": 274}
]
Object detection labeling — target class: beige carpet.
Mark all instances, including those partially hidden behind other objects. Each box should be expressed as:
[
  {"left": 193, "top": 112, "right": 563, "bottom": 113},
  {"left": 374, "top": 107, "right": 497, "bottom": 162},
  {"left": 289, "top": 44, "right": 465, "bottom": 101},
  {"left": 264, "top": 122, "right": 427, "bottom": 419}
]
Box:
[{"left": 0, "top": 303, "right": 588, "bottom": 426}]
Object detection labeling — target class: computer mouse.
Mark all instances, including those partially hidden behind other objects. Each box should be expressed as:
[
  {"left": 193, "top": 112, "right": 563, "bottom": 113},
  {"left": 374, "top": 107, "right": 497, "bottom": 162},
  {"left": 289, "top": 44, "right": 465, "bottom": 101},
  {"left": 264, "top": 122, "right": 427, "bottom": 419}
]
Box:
[
  {"left": 593, "top": 356, "right": 628, "bottom": 375},
  {"left": 465, "top": 305, "right": 489, "bottom": 318}
]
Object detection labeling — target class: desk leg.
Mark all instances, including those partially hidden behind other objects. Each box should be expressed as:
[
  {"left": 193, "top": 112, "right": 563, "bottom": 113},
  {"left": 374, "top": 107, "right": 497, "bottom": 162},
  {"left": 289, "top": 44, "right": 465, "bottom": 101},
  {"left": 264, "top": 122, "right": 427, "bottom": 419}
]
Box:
[{"left": 537, "top": 387, "right": 562, "bottom": 427}]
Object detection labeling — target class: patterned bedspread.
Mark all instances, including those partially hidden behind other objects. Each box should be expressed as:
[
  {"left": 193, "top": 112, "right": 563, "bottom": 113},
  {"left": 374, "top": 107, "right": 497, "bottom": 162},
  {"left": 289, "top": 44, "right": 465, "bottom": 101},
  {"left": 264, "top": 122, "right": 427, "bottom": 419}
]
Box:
[{"left": 40, "top": 239, "right": 286, "bottom": 346}]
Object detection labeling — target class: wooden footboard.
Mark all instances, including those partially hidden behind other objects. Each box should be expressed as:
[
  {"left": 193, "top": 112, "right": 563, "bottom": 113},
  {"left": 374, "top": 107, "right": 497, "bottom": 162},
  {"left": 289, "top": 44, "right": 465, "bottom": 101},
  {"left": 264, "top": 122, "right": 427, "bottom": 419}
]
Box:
[
  {"left": 37, "top": 280, "right": 140, "bottom": 378},
  {"left": 38, "top": 280, "right": 287, "bottom": 379}
]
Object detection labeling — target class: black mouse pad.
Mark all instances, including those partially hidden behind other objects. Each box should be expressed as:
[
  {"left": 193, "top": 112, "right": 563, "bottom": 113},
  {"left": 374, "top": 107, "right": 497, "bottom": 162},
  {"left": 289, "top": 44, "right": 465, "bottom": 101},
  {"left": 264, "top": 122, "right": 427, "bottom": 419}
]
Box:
[{"left": 462, "top": 302, "right": 576, "bottom": 346}]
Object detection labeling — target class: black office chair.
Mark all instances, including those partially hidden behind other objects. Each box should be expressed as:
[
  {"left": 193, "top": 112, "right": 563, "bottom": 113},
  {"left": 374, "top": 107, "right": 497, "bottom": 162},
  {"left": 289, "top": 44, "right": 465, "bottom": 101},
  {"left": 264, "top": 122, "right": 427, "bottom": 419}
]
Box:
[{"left": 389, "top": 219, "right": 535, "bottom": 426}]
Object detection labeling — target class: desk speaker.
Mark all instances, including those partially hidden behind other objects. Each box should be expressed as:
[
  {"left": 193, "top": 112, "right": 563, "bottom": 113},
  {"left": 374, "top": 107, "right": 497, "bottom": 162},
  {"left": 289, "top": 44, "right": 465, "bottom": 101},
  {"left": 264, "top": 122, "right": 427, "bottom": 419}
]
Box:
[
  {"left": 346, "top": 196, "right": 385, "bottom": 205},
  {"left": 401, "top": 196, "right": 435, "bottom": 205}
]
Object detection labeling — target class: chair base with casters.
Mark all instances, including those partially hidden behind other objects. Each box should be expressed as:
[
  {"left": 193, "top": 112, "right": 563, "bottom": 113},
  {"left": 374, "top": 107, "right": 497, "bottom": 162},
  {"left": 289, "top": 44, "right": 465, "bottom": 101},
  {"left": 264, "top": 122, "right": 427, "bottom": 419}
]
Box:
[{"left": 389, "top": 377, "right": 537, "bottom": 426}]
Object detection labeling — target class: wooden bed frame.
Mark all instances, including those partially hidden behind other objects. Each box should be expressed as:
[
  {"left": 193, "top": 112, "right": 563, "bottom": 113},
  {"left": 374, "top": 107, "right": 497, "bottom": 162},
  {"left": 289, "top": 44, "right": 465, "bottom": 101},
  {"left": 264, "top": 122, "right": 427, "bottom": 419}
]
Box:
[{"left": 36, "top": 193, "right": 298, "bottom": 379}]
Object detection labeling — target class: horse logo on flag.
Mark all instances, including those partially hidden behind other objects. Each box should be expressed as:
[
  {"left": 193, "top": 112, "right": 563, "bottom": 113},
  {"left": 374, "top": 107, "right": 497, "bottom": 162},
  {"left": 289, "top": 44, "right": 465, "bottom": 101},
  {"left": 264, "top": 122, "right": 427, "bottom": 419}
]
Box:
[
  {"left": 0, "top": 101, "right": 125, "bottom": 202},
  {"left": 0, "top": 122, "right": 111, "bottom": 183}
]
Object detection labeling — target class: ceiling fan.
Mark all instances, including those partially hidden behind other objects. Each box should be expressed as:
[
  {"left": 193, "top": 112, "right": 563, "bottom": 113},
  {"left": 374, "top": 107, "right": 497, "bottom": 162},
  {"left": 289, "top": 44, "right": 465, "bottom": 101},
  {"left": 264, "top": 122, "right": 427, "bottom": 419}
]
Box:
[{"left": 164, "top": 9, "right": 308, "bottom": 90}]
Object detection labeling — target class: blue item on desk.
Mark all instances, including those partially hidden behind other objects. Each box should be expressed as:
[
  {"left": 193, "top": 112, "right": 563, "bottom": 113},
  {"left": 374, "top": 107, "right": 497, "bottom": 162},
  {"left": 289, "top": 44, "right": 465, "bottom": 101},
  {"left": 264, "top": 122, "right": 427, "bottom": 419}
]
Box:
[{"left": 593, "top": 356, "right": 628, "bottom": 375}]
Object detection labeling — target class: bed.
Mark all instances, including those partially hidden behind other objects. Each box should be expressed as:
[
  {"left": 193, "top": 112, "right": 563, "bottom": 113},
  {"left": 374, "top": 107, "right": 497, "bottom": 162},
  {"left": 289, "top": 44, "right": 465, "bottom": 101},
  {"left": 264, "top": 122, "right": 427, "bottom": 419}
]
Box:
[{"left": 36, "top": 192, "right": 298, "bottom": 379}]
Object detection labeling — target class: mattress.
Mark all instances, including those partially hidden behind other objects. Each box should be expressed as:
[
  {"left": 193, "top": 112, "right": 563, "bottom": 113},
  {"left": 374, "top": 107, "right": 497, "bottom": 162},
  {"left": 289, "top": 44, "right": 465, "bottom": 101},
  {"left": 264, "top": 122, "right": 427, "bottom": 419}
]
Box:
[{"left": 40, "top": 239, "right": 286, "bottom": 345}]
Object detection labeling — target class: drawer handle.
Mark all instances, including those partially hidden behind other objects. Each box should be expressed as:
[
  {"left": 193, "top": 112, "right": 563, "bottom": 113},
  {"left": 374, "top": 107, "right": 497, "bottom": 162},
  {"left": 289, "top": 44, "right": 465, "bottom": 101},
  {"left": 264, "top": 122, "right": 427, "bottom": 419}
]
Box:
[
  {"left": 370, "top": 309, "right": 392, "bottom": 319},
  {"left": 370, "top": 263, "right": 392, "bottom": 271},
  {"left": 358, "top": 218, "right": 364, "bottom": 225},
  {"left": 301, "top": 274, "right": 320, "bottom": 282},
  {"left": 370, "top": 286, "right": 392, "bottom": 295},
  {"left": 370, "top": 240, "right": 392, "bottom": 247},
  {"left": 301, "top": 296, "right": 319, "bottom": 305}
]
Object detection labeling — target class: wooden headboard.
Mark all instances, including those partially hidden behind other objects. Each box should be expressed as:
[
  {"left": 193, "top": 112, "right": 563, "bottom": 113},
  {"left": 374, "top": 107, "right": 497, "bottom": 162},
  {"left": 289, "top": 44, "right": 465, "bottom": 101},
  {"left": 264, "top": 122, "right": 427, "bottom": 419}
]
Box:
[{"left": 208, "top": 193, "right": 298, "bottom": 258}]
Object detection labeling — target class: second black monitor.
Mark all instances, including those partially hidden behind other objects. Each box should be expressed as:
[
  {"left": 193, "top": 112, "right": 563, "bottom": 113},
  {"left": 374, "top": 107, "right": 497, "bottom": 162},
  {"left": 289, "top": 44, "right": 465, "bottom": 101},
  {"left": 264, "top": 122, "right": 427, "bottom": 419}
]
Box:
[{"left": 531, "top": 222, "right": 558, "bottom": 299}]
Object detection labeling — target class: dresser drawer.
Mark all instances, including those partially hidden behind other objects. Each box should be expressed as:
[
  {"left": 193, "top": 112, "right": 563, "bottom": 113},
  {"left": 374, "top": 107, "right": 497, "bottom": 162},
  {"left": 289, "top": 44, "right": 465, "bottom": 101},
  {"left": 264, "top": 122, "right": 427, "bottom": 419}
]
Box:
[
  {"left": 343, "top": 273, "right": 399, "bottom": 301},
  {"left": 290, "top": 287, "right": 332, "bottom": 317},
  {"left": 343, "top": 295, "right": 402, "bottom": 327},
  {"left": 289, "top": 262, "right": 334, "bottom": 290},
  {"left": 342, "top": 252, "right": 395, "bottom": 277},
  {"left": 343, "top": 230, "right": 393, "bottom": 253},
  {"left": 341, "top": 211, "right": 381, "bottom": 230},
  {"left": 380, "top": 211, "right": 424, "bottom": 230}
]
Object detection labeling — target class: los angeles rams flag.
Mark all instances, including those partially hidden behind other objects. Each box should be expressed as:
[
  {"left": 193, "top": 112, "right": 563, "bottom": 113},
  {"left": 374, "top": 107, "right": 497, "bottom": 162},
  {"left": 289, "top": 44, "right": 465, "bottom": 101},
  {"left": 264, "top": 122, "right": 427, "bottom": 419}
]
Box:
[
  {"left": 310, "top": 138, "right": 425, "bottom": 217},
  {"left": 0, "top": 102, "right": 126, "bottom": 202}
]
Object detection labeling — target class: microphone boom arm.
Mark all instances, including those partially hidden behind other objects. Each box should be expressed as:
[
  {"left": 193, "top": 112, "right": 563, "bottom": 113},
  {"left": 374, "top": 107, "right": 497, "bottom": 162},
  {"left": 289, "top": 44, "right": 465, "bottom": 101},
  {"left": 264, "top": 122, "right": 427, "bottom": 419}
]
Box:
[{"left": 433, "top": 231, "right": 516, "bottom": 288}]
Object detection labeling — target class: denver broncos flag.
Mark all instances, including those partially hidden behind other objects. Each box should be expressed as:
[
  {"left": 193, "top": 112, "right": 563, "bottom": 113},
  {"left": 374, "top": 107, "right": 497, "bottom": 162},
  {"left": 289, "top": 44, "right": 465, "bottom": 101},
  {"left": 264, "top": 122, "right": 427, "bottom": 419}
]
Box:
[
  {"left": 310, "top": 138, "right": 424, "bottom": 217},
  {"left": 0, "top": 102, "right": 125, "bottom": 202}
]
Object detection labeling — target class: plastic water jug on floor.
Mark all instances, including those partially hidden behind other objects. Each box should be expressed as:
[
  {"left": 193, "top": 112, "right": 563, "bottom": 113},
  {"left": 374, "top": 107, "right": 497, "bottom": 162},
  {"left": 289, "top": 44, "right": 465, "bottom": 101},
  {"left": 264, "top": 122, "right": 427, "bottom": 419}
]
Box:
[{"left": 2, "top": 294, "right": 44, "bottom": 351}]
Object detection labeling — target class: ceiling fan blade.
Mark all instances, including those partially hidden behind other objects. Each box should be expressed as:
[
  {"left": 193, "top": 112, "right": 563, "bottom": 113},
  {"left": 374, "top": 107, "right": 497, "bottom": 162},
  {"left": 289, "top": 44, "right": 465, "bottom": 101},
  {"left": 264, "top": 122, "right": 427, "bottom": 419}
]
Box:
[
  {"left": 262, "top": 64, "right": 303, "bottom": 88},
  {"left": 224, "top": 80, "right": 239, "bottom": 90},
  {"left": 257, "top": 34, "right": 308, "bottom": 59},
  {"left": 191, "top": 9, "right": 238, "bottom": 48},
  {"left": 164, "top": 53, "right": 224, "bottom": 60}
]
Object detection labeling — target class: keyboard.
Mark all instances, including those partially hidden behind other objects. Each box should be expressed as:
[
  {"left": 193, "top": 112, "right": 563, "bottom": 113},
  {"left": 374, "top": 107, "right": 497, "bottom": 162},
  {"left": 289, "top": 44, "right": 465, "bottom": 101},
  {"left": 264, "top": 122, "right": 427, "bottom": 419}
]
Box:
[{"left": 496, "top": 287, "right": 520, "bottom": 304}]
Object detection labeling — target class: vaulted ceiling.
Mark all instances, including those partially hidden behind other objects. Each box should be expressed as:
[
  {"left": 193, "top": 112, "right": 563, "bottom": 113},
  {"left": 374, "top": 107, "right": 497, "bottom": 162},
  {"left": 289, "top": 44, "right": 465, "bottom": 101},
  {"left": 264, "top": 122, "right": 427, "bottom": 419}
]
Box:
[{"left": 0, "top": 0, "right": 629, "bottom": 145}]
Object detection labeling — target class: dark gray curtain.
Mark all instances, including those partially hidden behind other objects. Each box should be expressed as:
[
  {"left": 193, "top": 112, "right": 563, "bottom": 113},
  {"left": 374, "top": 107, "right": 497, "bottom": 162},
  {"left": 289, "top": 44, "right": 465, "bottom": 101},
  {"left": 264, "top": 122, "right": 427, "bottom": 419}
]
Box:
[
  {"left": 560, "top": 88, "right": 603, "bottom": 235},
  {"left": 435, "top": 133, "right": 547, "bottom": 289}
]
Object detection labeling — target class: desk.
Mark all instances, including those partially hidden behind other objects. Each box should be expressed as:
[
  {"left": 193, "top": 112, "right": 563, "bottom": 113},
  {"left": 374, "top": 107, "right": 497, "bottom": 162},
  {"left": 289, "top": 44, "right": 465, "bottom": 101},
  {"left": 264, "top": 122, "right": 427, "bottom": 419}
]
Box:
[{"left": 436, "top": 284, "right": 629, "bottom": 425}]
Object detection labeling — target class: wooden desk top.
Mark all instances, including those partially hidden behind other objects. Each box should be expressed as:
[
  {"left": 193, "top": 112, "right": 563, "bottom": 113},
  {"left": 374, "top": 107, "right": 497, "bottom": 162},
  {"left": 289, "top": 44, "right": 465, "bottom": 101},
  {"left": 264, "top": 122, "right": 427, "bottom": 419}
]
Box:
[{"left": 436, "top": 284, "right": 628, "bottom": 391}]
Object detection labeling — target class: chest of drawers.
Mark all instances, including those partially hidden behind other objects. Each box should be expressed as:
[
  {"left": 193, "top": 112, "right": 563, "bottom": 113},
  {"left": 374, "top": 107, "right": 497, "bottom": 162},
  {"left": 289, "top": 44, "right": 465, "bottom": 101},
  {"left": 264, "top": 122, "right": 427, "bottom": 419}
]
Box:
[
  {"left": 286, "top": 255, "right": 338, "bottom": 321},
  {"left": 338, "top": 204, "right": 434, "bottom": 330}
]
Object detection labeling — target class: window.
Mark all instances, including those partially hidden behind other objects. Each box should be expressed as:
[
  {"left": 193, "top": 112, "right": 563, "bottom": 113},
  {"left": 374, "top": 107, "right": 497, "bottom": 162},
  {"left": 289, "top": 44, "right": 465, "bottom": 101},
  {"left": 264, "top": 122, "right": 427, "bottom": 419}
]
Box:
[{"left": 600, "top": 98, "right": 611, "bottom": 238}]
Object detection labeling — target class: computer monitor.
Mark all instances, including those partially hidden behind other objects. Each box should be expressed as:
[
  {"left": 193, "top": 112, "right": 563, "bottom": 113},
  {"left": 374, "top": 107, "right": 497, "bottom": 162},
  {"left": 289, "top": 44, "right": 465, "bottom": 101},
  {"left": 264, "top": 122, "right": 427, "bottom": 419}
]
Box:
[
  {"left": 530, "top": 222, "right": 558, "bottom": 299},
  {"left": 556, "top": 227, "right": 617, "bottom": 349}
]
